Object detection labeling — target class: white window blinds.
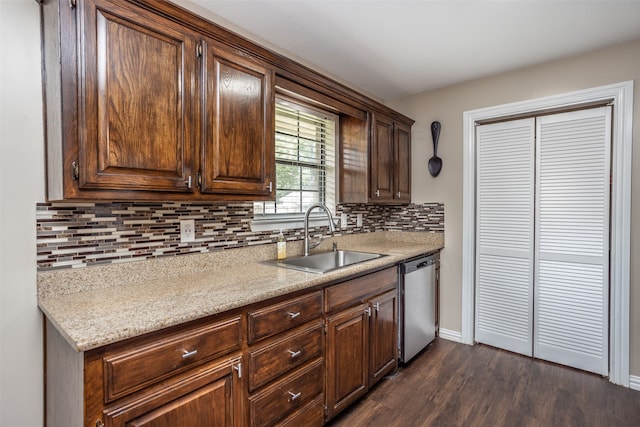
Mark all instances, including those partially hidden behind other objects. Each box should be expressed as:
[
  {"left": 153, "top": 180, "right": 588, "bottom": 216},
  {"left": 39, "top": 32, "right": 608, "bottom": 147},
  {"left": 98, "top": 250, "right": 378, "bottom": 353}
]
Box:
[{"left": 255, "top": 99, "right": 336, "bottom": 216}]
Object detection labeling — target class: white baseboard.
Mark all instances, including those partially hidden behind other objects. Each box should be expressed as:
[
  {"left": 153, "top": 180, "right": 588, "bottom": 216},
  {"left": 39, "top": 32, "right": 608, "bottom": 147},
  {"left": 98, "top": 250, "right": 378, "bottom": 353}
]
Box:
[
  {"left": 438, "top": 328, "right": 462, "bottom": 343},
  {"left": 630, "top": 375, "right": 640, "bottom": 391}
]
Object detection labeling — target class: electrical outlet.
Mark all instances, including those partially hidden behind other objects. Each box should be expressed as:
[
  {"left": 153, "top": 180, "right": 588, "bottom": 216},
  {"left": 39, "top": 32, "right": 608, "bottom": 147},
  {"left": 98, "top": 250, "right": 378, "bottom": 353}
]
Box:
[
  {"left": 356, "top": 213, "right": 363, "bottom": 228},
  {"left": 180, "top": 219, "right": 195, "bottom": 243},
  {"left": 341, "top": 213, "right": 348, "bottom": 229}
]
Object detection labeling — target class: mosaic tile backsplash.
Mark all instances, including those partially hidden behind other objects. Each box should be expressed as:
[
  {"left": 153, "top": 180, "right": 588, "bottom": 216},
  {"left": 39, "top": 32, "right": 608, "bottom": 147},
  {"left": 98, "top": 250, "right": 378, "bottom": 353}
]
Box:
[{"left": 36, "top": 202, "right": 444, "bottom": 270}]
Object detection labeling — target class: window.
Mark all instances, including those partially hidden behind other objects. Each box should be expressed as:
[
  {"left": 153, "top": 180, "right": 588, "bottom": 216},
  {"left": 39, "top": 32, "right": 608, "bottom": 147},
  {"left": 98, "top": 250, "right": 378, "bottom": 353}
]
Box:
[{"left": 253, "top": 98, "right": 337, "bottom": 229}]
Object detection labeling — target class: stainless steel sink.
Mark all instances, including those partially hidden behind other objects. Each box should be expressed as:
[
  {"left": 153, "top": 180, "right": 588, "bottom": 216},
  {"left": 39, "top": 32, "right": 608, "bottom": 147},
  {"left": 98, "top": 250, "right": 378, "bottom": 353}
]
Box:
[{"left": 275, "top": 250, "right": 386, "bottom": 274}]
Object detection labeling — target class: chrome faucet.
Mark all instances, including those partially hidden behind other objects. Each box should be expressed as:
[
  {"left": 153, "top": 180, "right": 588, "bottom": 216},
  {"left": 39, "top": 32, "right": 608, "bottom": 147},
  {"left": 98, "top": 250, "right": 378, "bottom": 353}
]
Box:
[{"left": 303, "top": 203, "right": 336, "bottom": 256}]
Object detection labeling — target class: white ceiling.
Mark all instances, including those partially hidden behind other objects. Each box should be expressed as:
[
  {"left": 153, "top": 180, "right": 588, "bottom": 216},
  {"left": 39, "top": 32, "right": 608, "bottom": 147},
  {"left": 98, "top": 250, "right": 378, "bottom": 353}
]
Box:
[{"left": 181, "top": 0, "right": 640, "bottom": 101}]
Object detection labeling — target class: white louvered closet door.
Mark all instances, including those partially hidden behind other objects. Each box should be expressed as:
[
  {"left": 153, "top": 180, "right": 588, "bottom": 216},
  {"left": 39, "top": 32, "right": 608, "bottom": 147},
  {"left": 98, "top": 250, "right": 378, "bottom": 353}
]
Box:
[
  {"left": 534, "top": 107, "right": 611, "bottom": 375},
  {"left": 475, "top": 119, "right": 535, "bottom": 356}
]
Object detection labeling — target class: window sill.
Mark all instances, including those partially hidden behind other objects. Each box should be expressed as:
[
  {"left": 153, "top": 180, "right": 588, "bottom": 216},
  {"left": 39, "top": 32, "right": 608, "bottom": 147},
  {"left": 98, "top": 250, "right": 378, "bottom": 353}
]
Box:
[{"left": 250, "top": 214, "right": 337, "bottom": 233}]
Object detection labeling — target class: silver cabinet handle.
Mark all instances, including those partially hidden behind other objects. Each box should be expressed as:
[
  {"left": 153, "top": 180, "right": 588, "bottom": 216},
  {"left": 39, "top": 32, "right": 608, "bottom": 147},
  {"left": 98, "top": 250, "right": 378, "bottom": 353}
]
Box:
[
  {"left": 288, "top": 391, "right": 301, "bottom": 401},
  {"left": 397, "top": 191, "right": 401, "bottom": 198},
  {"left": 233, "top": 363, "right": 242, "bottom": 378},
  {"left": 375, "top": 189, "right": 380, "bottom": 197},
  {"left": 182, "top": 349, "right": 198, "bottom": 359},
  {"left": 365, "top": 307, "right": 371, "bottom": 317},
  {"left": 287, "top": 349, "right": 302, "bottom": 359},
  {"left": 374, "top": 302, "right": 380, "bottom": 312},
  {"left": 287, "top": 311, "right": 301, "bottom": 319}
]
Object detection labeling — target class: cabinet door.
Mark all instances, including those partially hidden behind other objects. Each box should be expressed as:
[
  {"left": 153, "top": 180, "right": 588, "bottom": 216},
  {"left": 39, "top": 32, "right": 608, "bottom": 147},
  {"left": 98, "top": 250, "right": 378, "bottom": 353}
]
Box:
[
  {"left": 394, "top": 122, "right": 411, "bottom": 202},
  {"left": 369, "top": 289, "right": 398, "bottom": 385},
  {"left": 339, "top": 114, "right": 369, "bottom": 203},
  {"left": 370, "top": 114, "right": 394, "bottom": 200},
  {"left": 103, "top": 356, "right": 243, "bottom": 427},
  {"left": 325, "top": 303, "right": 369, "bottom": 421},
  {"left": 77, "top": 0, "right": 197, "bottom": 192},
  {"left": 201, "top": 38, "right": 275, "bottom": 197}
]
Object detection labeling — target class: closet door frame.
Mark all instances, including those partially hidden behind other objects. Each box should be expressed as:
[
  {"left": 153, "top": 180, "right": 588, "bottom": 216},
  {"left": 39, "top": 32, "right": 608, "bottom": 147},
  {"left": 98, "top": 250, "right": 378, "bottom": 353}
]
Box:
[{"left": 462, "top": 81, "right": 634, "bottom": 386}]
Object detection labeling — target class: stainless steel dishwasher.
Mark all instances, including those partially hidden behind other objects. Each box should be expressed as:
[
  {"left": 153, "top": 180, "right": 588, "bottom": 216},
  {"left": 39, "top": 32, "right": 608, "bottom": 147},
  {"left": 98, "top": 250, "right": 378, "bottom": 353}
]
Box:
[{"left": 399, "top": 252, "right": 438, "bottom": 363}]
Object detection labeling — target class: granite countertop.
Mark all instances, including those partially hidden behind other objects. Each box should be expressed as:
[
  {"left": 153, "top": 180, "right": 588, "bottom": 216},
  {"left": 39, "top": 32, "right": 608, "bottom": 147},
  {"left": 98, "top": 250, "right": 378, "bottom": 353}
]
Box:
[{"left": 38, "top": 232, "right": 443, "bottom": 352}]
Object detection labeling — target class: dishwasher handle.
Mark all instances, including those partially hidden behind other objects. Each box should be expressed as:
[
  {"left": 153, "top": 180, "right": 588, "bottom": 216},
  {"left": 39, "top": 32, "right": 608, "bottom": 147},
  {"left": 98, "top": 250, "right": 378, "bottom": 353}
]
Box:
[{"left": 401, "top": 255, "right": 437, "bottom": 274}]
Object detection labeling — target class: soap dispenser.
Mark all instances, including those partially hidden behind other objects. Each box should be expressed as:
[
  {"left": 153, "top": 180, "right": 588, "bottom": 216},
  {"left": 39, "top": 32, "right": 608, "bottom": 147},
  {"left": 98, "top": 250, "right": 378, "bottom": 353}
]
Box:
[{"left": 276, "top": 230, "right": 287, "bottom": 260}]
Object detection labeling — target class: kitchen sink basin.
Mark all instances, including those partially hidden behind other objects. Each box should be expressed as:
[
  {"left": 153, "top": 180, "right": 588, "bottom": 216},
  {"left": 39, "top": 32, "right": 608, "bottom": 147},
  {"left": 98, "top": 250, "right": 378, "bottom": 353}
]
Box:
[{"left": 275, "top": 250, "right": 386, "bottom": 274}]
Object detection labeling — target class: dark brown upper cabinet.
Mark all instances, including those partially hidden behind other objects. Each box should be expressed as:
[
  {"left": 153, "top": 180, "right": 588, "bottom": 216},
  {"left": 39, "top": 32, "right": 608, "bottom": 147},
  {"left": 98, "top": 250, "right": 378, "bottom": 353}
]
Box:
[
  {"left": 44, "top": 0, "right": 200, "bottom": 199},
  {"left": 41, "top": 0, "right": 412, "bottom": 202},
  {"left": 394, "top": 121, "right": 412, "bottom": 203},
  {"left": 42, "top": 0, "right": 274, "bottom": 201},
  {"left": 200, "top": 38, "right": 274, "bottom": 197},
  {"left": 338, "top": 114, "right": 370, "bottom": 204},
  {"left": 370, "top": 113, "right": 412, "bottom": 203}
]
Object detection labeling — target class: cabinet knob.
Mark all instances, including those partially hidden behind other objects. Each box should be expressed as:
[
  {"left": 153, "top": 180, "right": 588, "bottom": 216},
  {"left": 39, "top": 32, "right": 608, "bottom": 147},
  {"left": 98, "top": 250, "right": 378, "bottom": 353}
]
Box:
[
  {"left": 288, "top": 391, "right": 302, "bottom": 402},
  {"left": 287, "top": 311, "right": 301, "bottom": 319}
]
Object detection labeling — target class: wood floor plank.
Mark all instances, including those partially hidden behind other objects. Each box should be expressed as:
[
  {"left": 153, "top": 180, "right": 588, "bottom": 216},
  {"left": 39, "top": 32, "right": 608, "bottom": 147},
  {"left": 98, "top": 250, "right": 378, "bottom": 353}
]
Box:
[{"left": 327, "top": 339, "right": 640, "bottom": 427}]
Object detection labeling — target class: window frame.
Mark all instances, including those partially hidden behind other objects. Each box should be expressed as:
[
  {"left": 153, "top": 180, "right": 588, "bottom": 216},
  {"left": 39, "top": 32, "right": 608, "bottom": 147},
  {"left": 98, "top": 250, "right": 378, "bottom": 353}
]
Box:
[{"left": 252, "top": 96, "right": 339, "bottom": 232}]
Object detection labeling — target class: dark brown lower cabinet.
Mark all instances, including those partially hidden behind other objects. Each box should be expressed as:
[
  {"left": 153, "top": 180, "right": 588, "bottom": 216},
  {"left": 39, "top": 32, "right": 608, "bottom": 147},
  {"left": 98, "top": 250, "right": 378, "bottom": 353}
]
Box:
[
  {"left": 325, "top": 303, "right": 370, "bottom": 420},
  {"left": 324, "top": 267, "right": 399, "bottom": 422},
  {"left": 45, "top": 266, "right": 404, "bottom": 427},
  {"left": 369, "top": 289, "right": 398, "bottom": 384},
  {"left": 103, "top": 355, "right": 243, "bottom": 427},
  {"left": 248, "top": 359, "right": 324, "bottom": 427},
  {"left": 274, "top": 395, "right": 324, "bottom": 427}
]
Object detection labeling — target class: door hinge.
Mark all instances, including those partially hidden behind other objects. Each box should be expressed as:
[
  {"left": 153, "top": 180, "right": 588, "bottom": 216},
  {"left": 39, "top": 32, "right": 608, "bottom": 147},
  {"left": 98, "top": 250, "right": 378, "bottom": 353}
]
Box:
[
  {"left": 71, "top": 161, "right": 79, "bottom": 180},
  {"left": 196, "top": 42, "right": 203, "bottom": 58},
  {"left": 69, "top": 0, "right": 77, "bottom": 8}
]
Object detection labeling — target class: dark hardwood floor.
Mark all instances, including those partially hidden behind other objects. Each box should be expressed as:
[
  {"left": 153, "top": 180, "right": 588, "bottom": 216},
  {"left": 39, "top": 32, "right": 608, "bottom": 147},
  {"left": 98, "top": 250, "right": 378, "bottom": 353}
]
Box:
[{"left": 327, "top": 339, "right": 640, "bottom": 427}]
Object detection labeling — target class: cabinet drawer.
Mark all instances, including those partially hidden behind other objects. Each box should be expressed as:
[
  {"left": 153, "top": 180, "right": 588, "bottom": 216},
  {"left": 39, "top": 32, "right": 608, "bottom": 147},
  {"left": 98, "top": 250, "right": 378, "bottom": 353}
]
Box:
[
  {"left": 103, "top": 355, "right": 242, "bottom": 427},
  {"left": 324, "top": 267, "right": 397, "bottom": 312},
  {"left": 275, "top": 395, "right": 324, "bottom": 427},
  {"left": 248, "top": 359, "right": 323, "bottom": 427},
  {"left": 248, "top": 291, "right": 322, "bottom": 343},
  {"left": 248, "top": 320, "right": 323, "bottom": 391},
  {"left": 104, "top": 316, "right": 242, "bottom": 401}
]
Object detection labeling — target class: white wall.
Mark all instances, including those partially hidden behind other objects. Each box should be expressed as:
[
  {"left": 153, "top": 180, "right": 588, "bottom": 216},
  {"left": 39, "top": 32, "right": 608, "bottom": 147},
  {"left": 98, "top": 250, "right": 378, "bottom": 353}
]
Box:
[
  {"left": 0, "top": 1, "right": 45, "bottom": 425},
  {"left": 390, "top": 38, "right": 640, "bottom": 377}
]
